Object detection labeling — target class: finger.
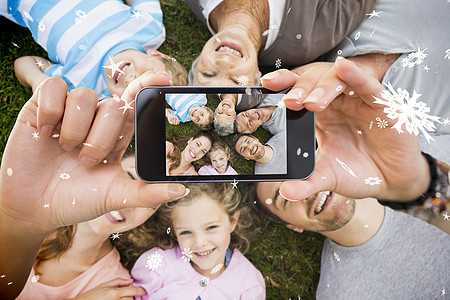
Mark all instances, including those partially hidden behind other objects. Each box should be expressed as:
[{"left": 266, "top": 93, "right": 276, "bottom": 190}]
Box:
[
  {"left": 100, "top": 278, "right": 134, "bottom": 288},
  {"left": 59, "top": 88, "right": 98, "bottom": 151},
  {"left": 260, "top": 69, "right": 298, "bottom": 91},
  {"left": 35, "top": 77, "right": 68, "bottom": 137},
  {"left": 280, "top": 167, "right": 334, "bottom": 201},
  {"left": 120, "top": 71, "right": 172, "bottom": 104},
  {"left": 334, "top": 57, "right": 384, "bottom": 107},
  {"left": 115, "top": 286, "right": 147, "bottom": 297},
  {"left": 107, "top": 177, "right": 188, "bottom": 212},
  {"left": 78, "top": 98, "right": 129, "bottom": 167}
]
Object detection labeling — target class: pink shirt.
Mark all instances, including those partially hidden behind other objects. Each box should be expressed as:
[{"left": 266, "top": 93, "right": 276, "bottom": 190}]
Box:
[
  {"left": 132, "top": 247, "right": 265, "bottom": 300},
  {"left": 198, "top": 164, "right": 238, "bottom": 175},
  {"left": 17, "top": 248, "right": 130, "bottom": 300},
  {"left": 166, "top": 141, "right": 197, "bottom": 176}
]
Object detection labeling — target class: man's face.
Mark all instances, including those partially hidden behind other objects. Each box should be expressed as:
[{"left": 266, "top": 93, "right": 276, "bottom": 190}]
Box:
[
  {"left": 257, "top": 182, "right": 356, "bottom": 233},
  {"left": 235, "top": 108, "right": 266, "bottom": 133},
  {"left": 193, "top": 30, "right": 260, "bottom": 86},
  {"left": 234, "top": 135, "right": 265, "bottom": 160}
]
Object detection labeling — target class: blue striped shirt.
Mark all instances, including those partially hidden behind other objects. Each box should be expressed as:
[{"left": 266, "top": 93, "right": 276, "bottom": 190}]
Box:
[
  {"left": 166, "top": 93, "right": 207, "bottom": 122},
  {"left": 1, "top": 0, "right": 165, "bottom": 99}
]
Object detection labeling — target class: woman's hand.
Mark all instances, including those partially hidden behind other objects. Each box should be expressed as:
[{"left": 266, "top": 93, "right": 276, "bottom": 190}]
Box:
[
  {"left": 0, "top": 76, "right": 185, "bottom": 299},
  {"left": 261, "top": 58, "right": 430, "bottom": 202},
  {"left": 69, "top": 278, "right": 146, "bottom": 300}
]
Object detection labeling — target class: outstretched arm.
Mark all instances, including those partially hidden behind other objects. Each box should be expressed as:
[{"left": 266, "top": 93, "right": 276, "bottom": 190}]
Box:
[
  {"left": 0, "top": 75, "right": 186, "bottom": 299},
  {"left": 14, "top": 56, "right": 51, "bottom": 92},
  {"left": 165, "top": 108, "right": 180, "bottom": 125}
]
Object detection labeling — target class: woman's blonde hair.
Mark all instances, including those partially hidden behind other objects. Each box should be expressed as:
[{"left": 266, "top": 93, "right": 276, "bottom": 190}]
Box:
[
  {"left": 115, "top": 183, "right": 259, "bottom": 270},
  {"left": 167, "top": 132, "right": 213, "bottom": 173}
]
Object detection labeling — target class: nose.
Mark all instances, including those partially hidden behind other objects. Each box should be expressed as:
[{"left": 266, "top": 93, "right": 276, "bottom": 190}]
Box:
[
  {"left": 215, "top": 54, "right": 235, "bottom": 68},
  {"left": 194, "top": 233, "right": 207, "bottom": 248}
]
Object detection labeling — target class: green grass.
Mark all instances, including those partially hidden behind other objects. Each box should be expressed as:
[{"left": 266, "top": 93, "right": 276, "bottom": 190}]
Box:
[{"left": 0, "top": 1, "right": 323, "bottom": 298}]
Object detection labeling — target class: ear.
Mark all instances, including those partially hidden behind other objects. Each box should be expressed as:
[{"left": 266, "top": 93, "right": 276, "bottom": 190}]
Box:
[
  {"left": 230, "top": 211, "right": 240, "bottom": 232},
  {"left": 286, "top": 224, "right": 304, "bottom": 233},
  {"left": 146, "top": 49, "right": 172, "bottom": 60}
]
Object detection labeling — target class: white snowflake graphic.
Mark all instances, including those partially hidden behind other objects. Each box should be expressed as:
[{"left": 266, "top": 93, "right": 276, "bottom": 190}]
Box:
[
  {"left": 296, "top": 34, "right": 302, "bottom": 39},
  {"left": 11, "top": 42, "right": 19, "bottom": 48},
  {"left": 277, "top": 100, "right": 285, "bottom": 108},
  {"left": 302, "top": 152, "right": 309, "bottom": 158},
  {"left": 31, "top": 275, "right": 40, "bottom": 282},
  {"left": 354, "top": 31, "right": 361, "bottom": 41},
  {"left": 356, "top": 129, "right": 363, "bottom": 135},
  {"left": 42, "top": 203, "right": 51, "bottom": 208},
  {"left": 336, "top": 157, "right": 358, "bottom": 178},
  {"left": 333, "top": 252, "right": 341, "bottom": 262},
  {"left": 38, "top": 22, "right": 45, "bottom": 32},
  {"left": 60, "top": 173, "right": 70, "bottom": 180},
  {"left": 275, "top": 58, "right": 282, "bottom": 68},
  {"left": 119, "top": 100, "right": 135, "bottom": 114},
  {"left": 23, "top": 11, "right": 33, "bottom": 22},
  {"left": 262, "top": 29, "right": 269, "bottom": 37},
  {"left": 7, "top": 168, "right": 13, "bottom": 177},
  {"left": 373, "top": 82, "right": 440, "bottom": 143},
  {"left": 237, "top": 75, "right": 249, "bottom": 86},
  {"left": 444, "top": 49, "right": 450, "bottom": 60},
  {"left": 181, "top": 248, "right": 193, "bottom": 262},
  {"left": 336, "top": 85, "right": 343, "bottom": 92},
  {"left": 364, "top": 177, "right": 382, "bottom": 185},
  {"left": 366, "top": 10, "right": 383, "bottom": 19},
  {"left": 146, "top": 252, "right": 163, "bottom": 271},
  {"left": 369, "top": 29, "right": 376, "bottom": 38},
  {"left": 32, "top": 131, "right": 40, "bottom": 140},
  {"left": 131, "top": 9, "right": 143, "bottom": 20},
  {"left": 36, "top": 60, "right": 44, "bottom": 68},
  {"left": 442, "top": 212, "right": 449, "bottom": 221},
  {"left": 401, "top": 47, "right": 427, "bottom": 68},
  {"left": 231, "top": 179, "right": 239, "bottom": 189},
  {"left": 265, "top": 198, "right": 273, "bottom": 205},
  {"left": 75, "top": 10, "right": 87, "bottom": 19},
  {"left": 296, "top": 148, "right": 301, "bottom": 156},
  {"left": 79, "top": 44, "right": 87, "bottom": 51},
  {"left": 166, "top": 227, "right": 171, "bottom": 234},
  {"left": 376, "top": 117, "right": 388, "bottom": 129},
  {"left": 103, "top": 56, "right": 125, "bottom": 78},
  {"left": 245, "top": 87, "right": 252, "bottom": 95},
  {"left": 210, "top": 263, "right": 224, "bottom": 275},
  {"left": 72, "top": 197, "right": 76, "bottom": 207},
  {"left": 110, "top": 232, "right": 121, "bottom": 240},
  {"left": 337, "top": 49, "right": 343, "bottom": 55},
  {"left": 442, "top": 117, "right": 450, "bottom": 126},
  {"left": 422, "top": 65, "right": 430, "bottom": 72},
  {"left": 26, "top": 121, "right": 31, "bottom": 126}
]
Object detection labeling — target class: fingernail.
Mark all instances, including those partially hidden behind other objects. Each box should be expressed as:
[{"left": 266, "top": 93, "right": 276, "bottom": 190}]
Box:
[
  {"left": 303, "top": 88, "right": 325, "bottom": 104},
  {"left": 260, "top": 72, "right": 279, "bottom": 81},
  {"left": 80, "top": 156, "right": 98, "bottom": 167},
  {"left": 62, "top": 144, "right": 75, "bottom": 152},
  {"left": 40, "top": 125, "right": 55, "bottom": 137},
  {"left": 336, "top": 56, "right": 344, "bottom": 61},
  {"left": 168, "top": 185, "right": 189, "bottom": 200},
  {"left": 279, "top": 190, "right": 300, "bottom": 202},
  {"left": 282, "top": 88, "right": 304, "bottom": 102}
]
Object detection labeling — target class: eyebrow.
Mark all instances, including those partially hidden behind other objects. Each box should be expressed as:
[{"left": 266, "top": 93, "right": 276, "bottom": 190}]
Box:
[{"left": 272, "top": 188, "right": 282, "bottom": 210}]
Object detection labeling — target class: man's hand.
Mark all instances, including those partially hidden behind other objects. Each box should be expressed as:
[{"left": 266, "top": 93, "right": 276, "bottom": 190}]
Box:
[{"left": 261, "top": 58, "right": 430, "bottom": 202}]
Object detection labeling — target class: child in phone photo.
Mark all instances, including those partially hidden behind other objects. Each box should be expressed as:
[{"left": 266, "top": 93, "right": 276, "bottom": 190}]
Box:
[
  {"left": 130, "top": 183, "right": 265, "bottom": 299},
  {"left": 7, "top": 0, "right": 187, "bottom": 99},
  {"left": 198, "top": 141, "right": 238, "bottom": 175},
  {"left": 165, "top": 93, "right": 214, "bottom": 130}
]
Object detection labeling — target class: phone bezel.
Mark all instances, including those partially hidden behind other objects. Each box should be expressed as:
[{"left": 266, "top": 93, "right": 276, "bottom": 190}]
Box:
[{"left": 135, "top": 86, "right": 315, "bottom": 183}]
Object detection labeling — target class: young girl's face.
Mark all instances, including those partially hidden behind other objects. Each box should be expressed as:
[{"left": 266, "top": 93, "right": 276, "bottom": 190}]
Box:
[
  {"left": 172, "top": 194, "right": 238, "bottom": 278},
  {"left": 210, "top": 149, "right": 229, "bottom": 174}
]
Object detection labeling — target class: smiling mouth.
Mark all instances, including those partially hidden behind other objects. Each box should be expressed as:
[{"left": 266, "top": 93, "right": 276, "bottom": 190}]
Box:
[
  {"left": 114, "top": 63, "right": 130, "bottom": 84},
  {"left": 108, "top": 210, "right": 125, "bottom": 223},
  {"left": 253, "top": 111, "right": 260, "bottom": 120},
  {"left": 315, "top": 191, "right": 332, "bottom": 215},
  {"left": 251, "top": 145, "right": 258, "bottom": 155},
  {"left": 194, "top": 248, "right": 215, "bottom": 258},
  {"left": 189, "top": 150, "right": 196, "bottom": 159},
  {"left": 222, "top": 103, "right": 231, "bottom": 109},
  {"left": 215, "top": 43, "right": 243, "bottom": 58}
]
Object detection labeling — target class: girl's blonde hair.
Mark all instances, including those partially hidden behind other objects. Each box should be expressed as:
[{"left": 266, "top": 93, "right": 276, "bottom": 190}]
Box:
[{"left": 116, "top": 183, "right": 259, "bottom": 270}]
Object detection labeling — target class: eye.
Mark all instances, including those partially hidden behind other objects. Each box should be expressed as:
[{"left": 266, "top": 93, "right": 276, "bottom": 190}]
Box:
[
  {"left": 202, "top": 72, "right": 213, "bottom": 78},
  {"left": 207, "top": 225, "right": 218, "bottom": 231},
  {"left": 283, "top": 199, "right": 288, "bottom": 208},
  {"left": 197, "top": 142, "right": 200, "bottom": 147},
  {"left": 232, "top": 79, "right": 239, "bottom": 85},
  {"left": 180, "top": 230, "right": 191, "bottom": 235}
]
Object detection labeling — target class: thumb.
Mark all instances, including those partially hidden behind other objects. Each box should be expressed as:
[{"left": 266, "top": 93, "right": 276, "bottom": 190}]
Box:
[
  {"left": 280, "top": 167, "right": 334, "bottom": 201},
  {"left": 107, "top": 177, "right": 187, "bottom": 210}
]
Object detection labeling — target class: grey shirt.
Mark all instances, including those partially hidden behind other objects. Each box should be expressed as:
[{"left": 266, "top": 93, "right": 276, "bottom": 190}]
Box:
[
  {"left": 317, "top": 207, "right": 450, "bottom": 299},
  {"left": 255, "top": 130, "right": 287, "bottom": 174},
  {"left": 325, "top": 0, "right": 450, "bottom": 151},
  {"left": 257, "top": 94, "right": 286, "bottom": 134}
]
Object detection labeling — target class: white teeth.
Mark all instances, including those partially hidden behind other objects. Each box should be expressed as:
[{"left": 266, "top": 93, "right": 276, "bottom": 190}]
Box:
[
  {"left": 196, "top": 249, "right": 213, "bottom": 256},
  {"left": 217, "top": 46, "right": 242, "bottom": 57},
  {"left": 109, "top": 211, "right": 124, "bottom": 222},
  {"left": 252, "top": 145, "right": 258, "bottom": 155},
  {"left": 315, "top": 191, "right": 331, "bottom": 214},
  {"left": 189, "top": 150, "right": 196, "bottom": 158}
]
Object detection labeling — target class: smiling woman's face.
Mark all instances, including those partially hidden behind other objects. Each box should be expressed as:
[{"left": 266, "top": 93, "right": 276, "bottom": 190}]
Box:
[
  {"left": 193, "top": 29, "right": 260, "bottom": 86},
  {"left": 182, "top": 136, "right": 212, "bottom": 163}
]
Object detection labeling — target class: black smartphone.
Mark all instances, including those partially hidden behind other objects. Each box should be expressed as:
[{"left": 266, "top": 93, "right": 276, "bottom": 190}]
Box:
[{"left": 135, "top": 86, "right": 315, "bottom": 183}]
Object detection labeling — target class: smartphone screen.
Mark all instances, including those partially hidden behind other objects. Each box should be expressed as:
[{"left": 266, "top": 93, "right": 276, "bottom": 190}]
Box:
[{"left": 135, "top": 86, "right": 315, "bottom": 183}]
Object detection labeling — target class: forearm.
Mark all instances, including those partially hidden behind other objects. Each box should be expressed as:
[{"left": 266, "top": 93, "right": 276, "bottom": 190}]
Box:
[
  {"left": 14, "top": 56, "right": 51, "bottom": 92},
  {"left": 0, "top": 209, "right": 47, "bottom": 299}
]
